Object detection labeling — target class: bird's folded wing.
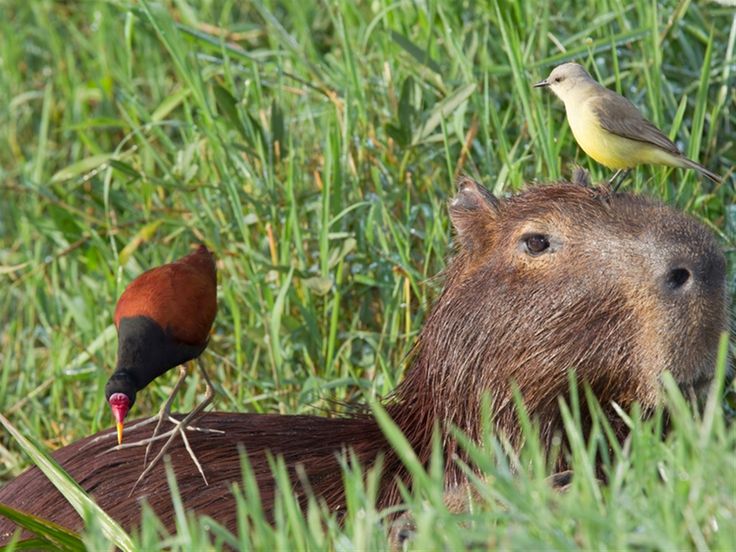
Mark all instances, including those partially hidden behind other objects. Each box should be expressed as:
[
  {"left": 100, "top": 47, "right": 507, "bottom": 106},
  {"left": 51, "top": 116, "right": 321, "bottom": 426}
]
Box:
[{"left": 592, "top": 96, "right": 681, "bottom": 155}]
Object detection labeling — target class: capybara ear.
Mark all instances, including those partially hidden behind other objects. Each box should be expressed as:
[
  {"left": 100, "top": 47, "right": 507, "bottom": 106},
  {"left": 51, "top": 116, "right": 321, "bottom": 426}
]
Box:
[
  {"left": 570, "top": 166, "right": 591, "bottom": 187},
  {"left": 449, "top": 176, "right": 499, "bottom": 249}
]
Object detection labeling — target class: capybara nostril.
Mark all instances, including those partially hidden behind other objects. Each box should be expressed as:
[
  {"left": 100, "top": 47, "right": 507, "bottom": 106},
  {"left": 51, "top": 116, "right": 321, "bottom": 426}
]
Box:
[{"left": 661, "top": 249, "right": 725, "bottom": 295}]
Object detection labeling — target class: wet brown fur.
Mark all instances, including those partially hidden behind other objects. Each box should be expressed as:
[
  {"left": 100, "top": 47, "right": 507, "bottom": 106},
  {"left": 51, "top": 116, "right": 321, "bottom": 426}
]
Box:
[{"left": 0, "top": 178, "right": 727, "bottom": 543}]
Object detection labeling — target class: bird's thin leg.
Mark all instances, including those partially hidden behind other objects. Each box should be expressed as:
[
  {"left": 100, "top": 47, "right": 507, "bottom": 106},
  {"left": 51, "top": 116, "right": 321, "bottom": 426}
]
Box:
[
  {"left": 196, "top": 357, "right": 217, "bottom": 405},
  {"left": 609, "top": 169, "right": 631, "bottom": 192},
  {"left": 129, "top": 361, "right": 220, "bottom": 492},
  {"left": 608, "top": 169, "right": 622, "bottom": 185},
  {"left": 143, "top": 364, "right": 189, "bottom": 466},
  {"left": 160, "top": 359, "right": 223, "bottom": 434}
]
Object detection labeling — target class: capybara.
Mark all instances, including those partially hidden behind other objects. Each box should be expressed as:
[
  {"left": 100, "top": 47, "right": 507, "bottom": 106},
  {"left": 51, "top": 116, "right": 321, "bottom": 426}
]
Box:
[{"left": 0, "top": 173, "right": 727, "bottom": 543}]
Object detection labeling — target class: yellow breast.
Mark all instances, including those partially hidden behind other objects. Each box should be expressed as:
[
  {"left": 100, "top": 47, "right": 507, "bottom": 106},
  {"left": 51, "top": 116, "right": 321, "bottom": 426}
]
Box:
[{"left": 564, "top": 98, "right": 638, "bottom": 170}]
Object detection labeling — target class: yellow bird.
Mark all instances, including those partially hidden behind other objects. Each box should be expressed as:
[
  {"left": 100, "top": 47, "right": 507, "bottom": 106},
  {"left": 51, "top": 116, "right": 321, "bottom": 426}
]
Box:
[{"left": 534, "top": 62, "right": 721, "bottom": 185}]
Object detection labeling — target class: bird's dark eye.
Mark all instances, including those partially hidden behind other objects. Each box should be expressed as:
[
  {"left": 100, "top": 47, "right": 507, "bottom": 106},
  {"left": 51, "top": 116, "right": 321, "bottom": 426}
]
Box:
[
  {"left": 554, "top": 76, "right": 563, "bottom": 83},
  {"left": 523, "top": 234, "right": 550, "bottom": 256}
]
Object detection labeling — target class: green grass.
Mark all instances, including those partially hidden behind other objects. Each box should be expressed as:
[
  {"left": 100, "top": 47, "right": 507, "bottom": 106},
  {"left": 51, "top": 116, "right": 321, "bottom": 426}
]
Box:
[{"left": 0, "top": 0, "right": 734, "bottom": 549}]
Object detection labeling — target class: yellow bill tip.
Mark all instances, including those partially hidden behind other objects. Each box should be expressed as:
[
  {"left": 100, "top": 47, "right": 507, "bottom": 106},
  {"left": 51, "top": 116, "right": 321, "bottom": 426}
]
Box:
[{"left": 116, "top": 422, "right": 124, "bottom": 445}]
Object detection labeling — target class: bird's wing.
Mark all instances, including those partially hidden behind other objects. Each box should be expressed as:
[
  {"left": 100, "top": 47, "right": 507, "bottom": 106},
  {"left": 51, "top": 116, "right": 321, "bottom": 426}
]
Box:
[
  {"left": 592, "top": 93, "right": 682, "bottom": 156},
  {"left": 114, "top": 264, "right": 217, "bottom": 345}
]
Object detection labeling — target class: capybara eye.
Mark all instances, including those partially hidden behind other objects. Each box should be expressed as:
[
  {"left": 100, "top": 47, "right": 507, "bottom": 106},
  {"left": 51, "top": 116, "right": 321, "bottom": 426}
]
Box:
[{"left": 523, "top": 234, "right": 550, "bottom": 256}]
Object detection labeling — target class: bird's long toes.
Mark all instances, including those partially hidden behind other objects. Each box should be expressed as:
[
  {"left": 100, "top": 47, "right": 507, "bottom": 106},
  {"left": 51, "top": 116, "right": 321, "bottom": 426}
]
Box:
[
  {"left": 177, "top": 426, "right": 209, "bottom": 486},
  {"left": 83, "top": 415, "right": 163, "bottom": 451},
  {"left": 114, "top": 429, "right": 178, "bottom": 451},
  {"left": 79, "top": 429, "right": 118, "bottom": 450},
  {"left": 165, "top": 415, "right": 224, "bottom": 434}
]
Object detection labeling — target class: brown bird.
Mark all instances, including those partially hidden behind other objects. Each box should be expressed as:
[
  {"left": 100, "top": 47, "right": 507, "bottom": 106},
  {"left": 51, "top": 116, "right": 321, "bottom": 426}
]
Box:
[{"left": 104, "top": 244, "right": 218, "bottom": 488}]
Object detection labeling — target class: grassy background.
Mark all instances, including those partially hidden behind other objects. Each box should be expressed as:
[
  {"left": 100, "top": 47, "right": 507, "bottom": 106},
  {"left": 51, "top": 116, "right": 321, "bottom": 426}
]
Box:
[{"left": 1, "top": 0, "right": 734, "bottom": 549}]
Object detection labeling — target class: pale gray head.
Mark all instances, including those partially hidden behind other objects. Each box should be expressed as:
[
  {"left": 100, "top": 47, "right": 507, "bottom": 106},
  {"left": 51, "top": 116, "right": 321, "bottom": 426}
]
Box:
[{"left": 533, "top": 62, "right": 598, "bottom": 100}]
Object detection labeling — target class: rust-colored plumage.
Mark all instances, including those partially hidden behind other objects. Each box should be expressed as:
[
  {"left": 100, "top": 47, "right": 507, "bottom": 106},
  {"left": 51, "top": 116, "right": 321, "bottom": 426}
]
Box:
[
  {"left": 113, "top": 244, "right": 217, "bottom": 347},
  {"left": 0, "top": 180, "right": 727, "bottom": 544}
]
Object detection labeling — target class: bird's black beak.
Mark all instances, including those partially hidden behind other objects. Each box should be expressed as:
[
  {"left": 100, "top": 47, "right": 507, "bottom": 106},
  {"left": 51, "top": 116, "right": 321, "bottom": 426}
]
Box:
[{"left": 533, "top": 79, "right": 549, "bottom": 88}]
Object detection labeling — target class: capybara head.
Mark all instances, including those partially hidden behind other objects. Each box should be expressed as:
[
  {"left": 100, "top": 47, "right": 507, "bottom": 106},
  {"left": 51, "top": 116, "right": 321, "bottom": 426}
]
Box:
[{"left": 396, "top": 175, "right": 727, "bottom": 453}]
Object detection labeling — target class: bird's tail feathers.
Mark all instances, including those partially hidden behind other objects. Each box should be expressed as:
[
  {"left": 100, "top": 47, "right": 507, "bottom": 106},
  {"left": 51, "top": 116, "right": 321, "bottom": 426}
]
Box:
[{"left": 680, "top": 157, "right": 722, "bottom": 184}]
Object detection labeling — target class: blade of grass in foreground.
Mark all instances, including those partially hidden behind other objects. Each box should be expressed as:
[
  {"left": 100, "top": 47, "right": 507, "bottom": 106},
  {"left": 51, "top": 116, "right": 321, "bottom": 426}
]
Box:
[
  {"left": 0, "top": 414, "right": 134, "bottom": 552},
  {"left": 0, "top": 503, "right": 85, "bottom": 552}
]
